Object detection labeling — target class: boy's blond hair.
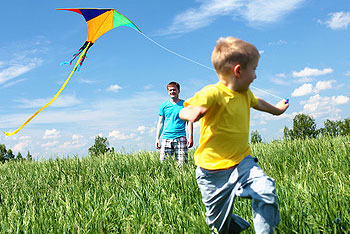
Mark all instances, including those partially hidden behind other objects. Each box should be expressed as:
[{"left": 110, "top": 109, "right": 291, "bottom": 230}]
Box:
[{"left": 211, "top": 37, "right": 260, "bottom": 75}]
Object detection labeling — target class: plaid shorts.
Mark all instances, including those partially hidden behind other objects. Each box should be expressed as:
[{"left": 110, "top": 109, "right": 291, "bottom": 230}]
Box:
[{"left": 160, "top": 136, "right": 188, "bottom": 164}]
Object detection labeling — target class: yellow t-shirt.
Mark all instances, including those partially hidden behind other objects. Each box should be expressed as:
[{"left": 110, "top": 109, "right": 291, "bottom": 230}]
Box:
[{"left": 184, "top": 82, "right": 258, "bottom": 170}]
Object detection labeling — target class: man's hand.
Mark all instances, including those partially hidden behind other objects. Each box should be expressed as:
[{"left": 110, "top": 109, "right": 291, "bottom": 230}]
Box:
[
  {"left": 187, "top": 137, "right": 193, "bottom": 148},
  {"left": 155, "top": 139, "right": 161, "bottom": 149}
]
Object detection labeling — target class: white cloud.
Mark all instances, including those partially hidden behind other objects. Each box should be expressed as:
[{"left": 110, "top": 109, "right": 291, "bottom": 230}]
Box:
[
  {"left": 345, "top": 71, "right": 350, "bottom": 77},
  {"left": 332, "top": 95, "right": 350, "bottom": 105},
  {"left": 108, "top": 130, "right": 135, "bottom": 140},
  {"left": 107, "top": 84, "right": 122, "bottom": 93},
  {"left": 72, "top": 134, "right": 83, "bottom": 140},
  {"left": 2, "top": 78, "right": 26, "bottom": 88},
  {"left": 276, "top": 73, "right": 287, "bottom": 78},
  {"left": 244, "top": 0, "right": 304, "bottom": 24},
  {"left": 301, "top": 94, "right": 349, "bottom": 119},
  {"left": 160, "top": 0, "right": 304, "bottom": 35},
  {"left": 41, "top": 141, "right": 59, "bottom": 148},
  {"left": 268, "top": 40, "right": 288, "bottom": 46},
  {"left": 319, "top": 11, "right": 350, "bottom": 30},
  {"left": 136, "top": 125, "right": 157, "bottom": 136},
  {"left": 292, "top": 67, "right": 333, "bottom": 77},
  {"left": 271, "top": 73, "right": 288, "bottom": 85},
  {"left": 314, "top": 80, "right": 335, "bottom": 93},
  {"left": 13, "top": 140, "right": 30, "bottom": 152},
  {"left": 291, "top": 83, "right": 313, "bottom": 97},
  {"left": 296, "top": 77, "right": 313, "bottom": 83},
  {"left": 137, "top": 126, "right": 146, "bottom": 134},
  {"left": 59, "top": 139, "right": 87, "bottom": 150},
  {"left": 0, "top": 58, "right": 43, "bottom": 84},
  {"left": 16, "top": 94, "right": 81, "bottom": 108},
  {"left": 43, "top": 129, "right": 60, "bottom": 139},
  {"left": 2, "top": 91, "right": 166, "bottom": 129},
  {"left": 77, "top": 78, "right": 96, "bottom": 84},
  {"left": 291, "top": 80, "right": 336, "bottom": 97},
  {"left": 144, "top": 84, "right": 153, "bottom": 90}
]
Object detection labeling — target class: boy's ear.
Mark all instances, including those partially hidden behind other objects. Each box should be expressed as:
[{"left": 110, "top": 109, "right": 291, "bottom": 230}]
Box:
[{"left": 233, "top": 64, "right": 241, "bottom": 77}]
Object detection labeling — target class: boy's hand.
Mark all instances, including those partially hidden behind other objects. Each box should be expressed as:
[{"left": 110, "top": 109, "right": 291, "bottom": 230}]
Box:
[
  {"left": 254, "top": 98, "right": 289, "bottom": 115},
  {"left": 180, "top": 105, "right": 207, "bottom": 122},
  {"left": 275, "top": 99, "right": 289, "bottom": 115}
]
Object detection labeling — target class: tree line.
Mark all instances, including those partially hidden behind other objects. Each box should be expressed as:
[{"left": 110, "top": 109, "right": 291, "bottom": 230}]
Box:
[
  {"left": 251, "top": 113, "right": 350, "bottom": 143},
  {"left": 1, "top": 113, "right": 349, "bottom": 162},
  {"left": 0, "top": 144, "right": 33, "bottom": 163}
]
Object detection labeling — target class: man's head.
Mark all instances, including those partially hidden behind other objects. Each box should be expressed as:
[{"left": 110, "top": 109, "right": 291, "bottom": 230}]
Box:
[
  {"left": 211, "top": 37, "right": 260, "bottom": 76},
  {"left": 167, "top": 82, "right": 180, "bottom": 100}
]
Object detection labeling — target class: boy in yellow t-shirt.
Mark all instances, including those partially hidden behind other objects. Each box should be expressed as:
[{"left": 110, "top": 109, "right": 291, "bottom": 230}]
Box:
[{"left": 180, "top": 37, "right": 289, "bottom": 234}]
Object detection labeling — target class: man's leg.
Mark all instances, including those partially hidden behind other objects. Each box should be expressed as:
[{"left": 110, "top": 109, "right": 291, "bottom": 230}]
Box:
[
  {"left": 160, "top": 138, "right": 174, "bottom": 162},
  {"left": 174, "top": 136, "right": 188, "bottom": 165}
]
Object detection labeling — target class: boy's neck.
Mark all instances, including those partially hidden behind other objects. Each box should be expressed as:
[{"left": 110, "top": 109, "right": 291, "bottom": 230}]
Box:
[{"left": 218, "top": 75, "right": 239, "bottom": 92}]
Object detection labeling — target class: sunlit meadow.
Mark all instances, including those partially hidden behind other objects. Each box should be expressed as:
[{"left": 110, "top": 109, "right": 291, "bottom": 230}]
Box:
[{"left": 1, "top": 136, "right": 349, "bottom": 233}]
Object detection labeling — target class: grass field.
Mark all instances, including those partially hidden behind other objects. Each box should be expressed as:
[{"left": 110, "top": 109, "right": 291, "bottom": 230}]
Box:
[{"left": 0, "top": 136, "right": 349, "bottom": 233}]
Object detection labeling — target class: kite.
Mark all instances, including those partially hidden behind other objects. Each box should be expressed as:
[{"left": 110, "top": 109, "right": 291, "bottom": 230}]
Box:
[{"left": 4, "top": 8, "right": 141, "bottom": 136}]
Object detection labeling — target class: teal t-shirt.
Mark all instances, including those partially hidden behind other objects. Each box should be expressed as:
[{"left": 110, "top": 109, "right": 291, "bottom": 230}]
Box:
[{"left": 159, "top": 99, "right": 186, "bottom": 139}]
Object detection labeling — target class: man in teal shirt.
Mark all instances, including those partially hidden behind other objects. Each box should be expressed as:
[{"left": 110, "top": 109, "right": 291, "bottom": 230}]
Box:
[{"left": 155, "top": 82, "right": 193, "bottom": 165}]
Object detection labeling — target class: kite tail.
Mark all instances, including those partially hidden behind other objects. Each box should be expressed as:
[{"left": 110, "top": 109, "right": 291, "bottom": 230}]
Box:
[
  {"left": 75, "top": 42, "right": 93, "bottom": 71},
  {"left": 4, "top": 42, "right": 91, "bottom": 136},
  {"left": 60, "top": 41, "right": 94, "bottom": 69}
]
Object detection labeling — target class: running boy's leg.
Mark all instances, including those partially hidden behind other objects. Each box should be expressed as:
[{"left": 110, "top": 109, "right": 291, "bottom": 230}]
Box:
[
  {"left": 196, "top": 166, "right": 250, "bottom": 234},
  {"left": 235, "top": 156, "right": 280, "bottom": 234}
]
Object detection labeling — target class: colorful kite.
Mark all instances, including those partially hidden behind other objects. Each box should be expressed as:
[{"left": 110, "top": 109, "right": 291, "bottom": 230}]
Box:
[{"left": 4, "top": 9, "right": 141, "bottom": 136}]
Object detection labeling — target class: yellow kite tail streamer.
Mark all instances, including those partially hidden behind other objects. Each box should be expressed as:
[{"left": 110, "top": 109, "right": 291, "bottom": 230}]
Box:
[{"left": 4, "top": 42, "right": 91, "bottom": 136}]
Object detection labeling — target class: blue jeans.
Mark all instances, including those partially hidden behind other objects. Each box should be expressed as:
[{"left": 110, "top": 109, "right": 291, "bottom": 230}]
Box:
[{"left": 196, "top": 156, "right": 280, "bottom": 234}]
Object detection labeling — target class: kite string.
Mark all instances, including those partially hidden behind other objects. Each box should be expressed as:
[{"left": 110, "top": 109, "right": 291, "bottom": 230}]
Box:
[
  {"left": 138, "top": 32, "right": 216, "bottom": 72},
  {"left": 137, "top": 31, "right": 284, "bottom": 101},
  {"left": 4, "top": 42, "right": 91, "bottom": 136}
]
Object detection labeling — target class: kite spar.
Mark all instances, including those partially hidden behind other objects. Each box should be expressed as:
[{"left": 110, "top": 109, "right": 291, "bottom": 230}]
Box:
[{"left": 4, "top": 9, "right": 141, "bottom": 136}]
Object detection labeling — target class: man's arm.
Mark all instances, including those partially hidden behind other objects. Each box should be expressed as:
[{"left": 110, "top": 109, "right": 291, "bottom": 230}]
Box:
[
  {"left": 155, "top": 116, "right": 163, "bottom": 149},
  {"left": 253, "top": 98, "right": 289, "bottom": 115},
  {"left": 187, "top": 121, "right": 194, "bottom": 148},
  {"left": 179, "top": 105, "right": 207, "bottom": 122}
]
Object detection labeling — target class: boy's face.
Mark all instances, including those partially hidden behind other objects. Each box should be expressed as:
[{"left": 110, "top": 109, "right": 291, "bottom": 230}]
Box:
[
  {"left": 237, "top": 58, "right": 258, "bottom": 92},
  {"left": 167, "top": 85, "right": 179, "bottom": 99}
]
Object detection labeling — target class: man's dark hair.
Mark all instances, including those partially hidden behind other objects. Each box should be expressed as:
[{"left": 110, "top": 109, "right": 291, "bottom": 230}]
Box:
[{"left": 167, "top": 81, "right": 180, "bottom": 91}]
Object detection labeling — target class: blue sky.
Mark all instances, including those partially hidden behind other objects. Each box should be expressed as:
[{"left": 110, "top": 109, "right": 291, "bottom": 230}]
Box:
[{"left": 1, "top": 0, "right": 349, "bottom": 158}]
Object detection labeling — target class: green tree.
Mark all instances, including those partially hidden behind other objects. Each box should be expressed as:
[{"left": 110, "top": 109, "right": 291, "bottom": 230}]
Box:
[
  {"left": 0, "top": 144, "right": 7, "bottom": 163},
  {"left": 7, "top": 149, "right": 15, "bottom": 160},
  {"left": 251, "top": 130, "right": 262, "bottom": 144},
  {"left": 283, "top": 126, "right": 292, "bottom": 141},
  {"left": 88, "top": 136, "right": 111, "bottom": 157},
  {"left": 284, "top": 113, "right": 318, "bottom": 140},
  {"left": 320, "top": 119, "right": 341, "bottom": 136},
  {"left": 16, "top": 152, "right": 23, "bottom": 161},
  {"left": 26, "top": 151, "right": 33, "bottom": 161},
  {"left": 339, "top": 118, "right": 350, "bottom": 136}
]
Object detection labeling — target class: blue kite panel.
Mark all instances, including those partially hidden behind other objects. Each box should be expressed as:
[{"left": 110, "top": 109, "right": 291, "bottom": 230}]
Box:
[{"left": 80, "top": 9, "right": 111, "bottom": 22}]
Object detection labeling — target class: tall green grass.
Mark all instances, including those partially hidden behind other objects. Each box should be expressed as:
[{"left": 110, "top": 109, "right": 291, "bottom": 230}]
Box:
[{"left": 0, "top": 136, "right": 349, "bottom": 233}]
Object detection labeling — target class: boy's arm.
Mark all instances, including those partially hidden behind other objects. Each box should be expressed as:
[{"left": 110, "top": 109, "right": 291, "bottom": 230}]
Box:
[
  {"left": 187, "top": 121, "right": 194, "bottom": 148},
  {"left": 179, "top": 105, "right": 207, "bottom": 122},
  {"left": 155, "top": 116, "right": 163, "bottom": 149},
  {"left": 253, "top": 98, "right": 289, "bottom": 115}
]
